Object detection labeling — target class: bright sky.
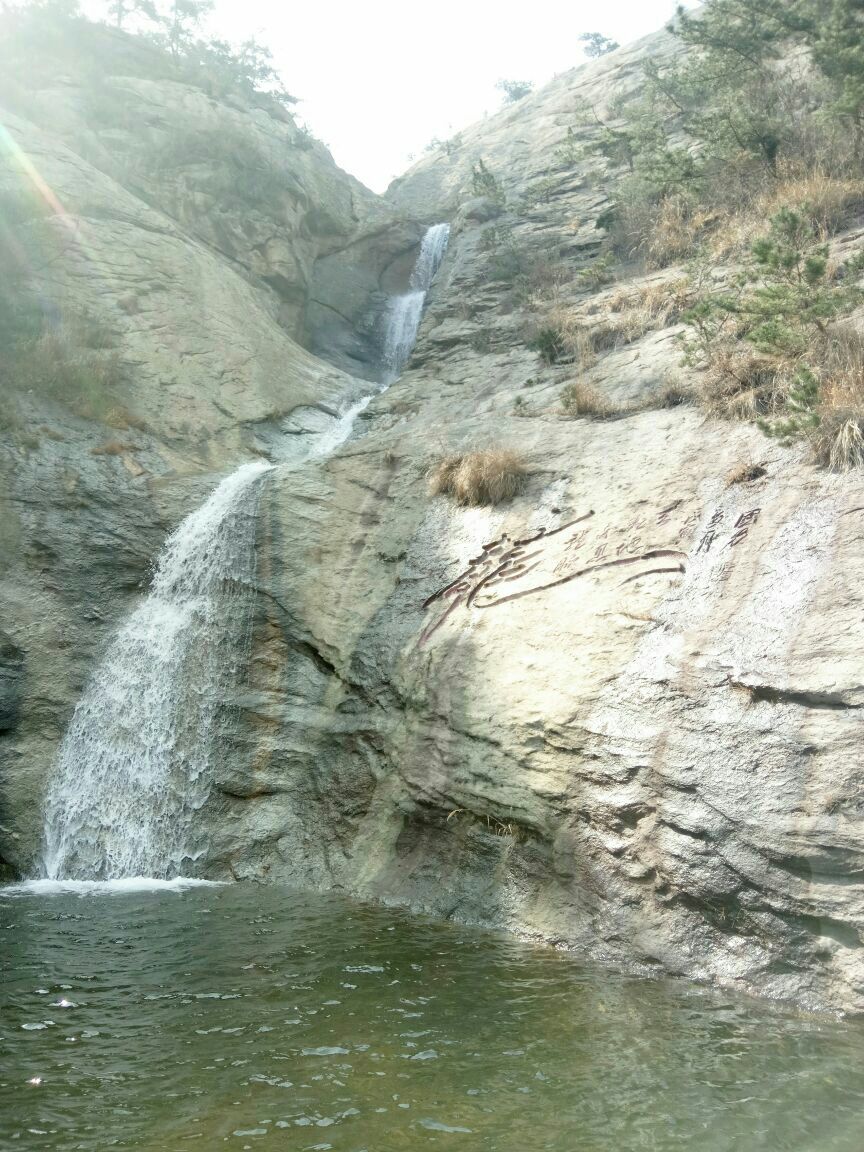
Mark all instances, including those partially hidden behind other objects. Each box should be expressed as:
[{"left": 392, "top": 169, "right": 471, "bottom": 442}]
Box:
[
  {"left": 207, "top": 0, "right": 700, "bottom": 191},
  {"left": 86, "top": 0, "right": 698, "bottom": 192}
]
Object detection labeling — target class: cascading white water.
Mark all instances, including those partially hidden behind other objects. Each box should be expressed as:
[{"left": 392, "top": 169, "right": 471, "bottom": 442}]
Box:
[
  {"left": 381, "top": 222, "right": 450, "bottom": 382},
  {"left": 42, "top": 462, "right": 273, "bottom": 880},
  {"left": 39, "top": 221, "right": 451, "bottom": 884}
]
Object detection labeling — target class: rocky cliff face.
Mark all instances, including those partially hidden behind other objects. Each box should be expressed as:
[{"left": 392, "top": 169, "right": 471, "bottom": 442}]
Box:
[
  {"left": 2, "top": 18, "right": 863, "bottom": 1017},
  {"left": 0, "top": 19, "right": 416, "bottom": 872},
  {"left": 209, "top": 36, "right": 864, "bottom": 1017}
]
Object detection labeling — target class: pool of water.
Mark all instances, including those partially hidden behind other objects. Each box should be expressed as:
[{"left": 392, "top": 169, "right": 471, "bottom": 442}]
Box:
[{"left": 2, "top": 883, "right": 863, "bottom": 1150}]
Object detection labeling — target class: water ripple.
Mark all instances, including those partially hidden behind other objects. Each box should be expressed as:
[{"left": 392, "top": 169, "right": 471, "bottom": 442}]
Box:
[{"left": 2, "top": 884, "right": 863, "bottom": 1151}]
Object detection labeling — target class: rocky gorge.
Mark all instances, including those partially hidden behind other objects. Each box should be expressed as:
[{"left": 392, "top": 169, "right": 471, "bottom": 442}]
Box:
[{"left": 2, "top": 8, "right": 863, "bottom": 1023}]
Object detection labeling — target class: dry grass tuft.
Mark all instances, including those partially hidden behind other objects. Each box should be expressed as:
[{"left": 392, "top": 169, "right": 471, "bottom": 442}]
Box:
[
  {"left": 809, "top": 326, "right": 864, "bottom": 470},
  {"left": 531, "top": 280, "right": 692, "bottom": 371},
  {"left": 697, "top": 346, "right": 784, "bottom": 421},
  {"left": 610, "top": 193, "right": 716, "bottom": 269},
  {"left": 710, "top": 168, "right": 864, "bottom": 259},
  {"left": 428, "top": 448, "right": 526, "bottom": 506},
  {"left": 726, "top": 460, "right": 768, "bottom": 486},
  {"left": 607, "top": 277, "right": 693, "bottom": 341},
  {"left": 0, "top": 398, "right": 21, "bottom": 434},
  {"left": 560, "top": 378, "right": 613, "bottom": 418},
  {"left": 527, "top": 306, "right": 625, "bottom": 366},
  {"left": 3, "top": 318, "right": 123, "bottom": 421},
  {"left": 644, "top": 196, "right": 717, "bottom": 269},
  {"left": 105, "top": 406, "right": 148, "bottom": 432},
  {"left": 697, "top": 324, "right": 864, "bottom": 470},
  {"left": 655, "top": 380, "right": 695, "bottom": 408},
  {"left": 614, "top": 167, "right": 863, "bottom": 267},
  {"left": 814, "top": 415, "right": 864, "bottom": 471}
]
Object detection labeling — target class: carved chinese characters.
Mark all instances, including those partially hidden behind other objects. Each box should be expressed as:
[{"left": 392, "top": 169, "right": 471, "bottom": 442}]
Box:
[{"left": 419, "top": 500, "right": 763, "bottom": 646}]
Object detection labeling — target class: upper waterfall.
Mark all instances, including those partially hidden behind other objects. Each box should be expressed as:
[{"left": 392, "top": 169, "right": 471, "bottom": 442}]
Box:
[{"left": 381, "top": 223, "right": 450, "bottom": 382}]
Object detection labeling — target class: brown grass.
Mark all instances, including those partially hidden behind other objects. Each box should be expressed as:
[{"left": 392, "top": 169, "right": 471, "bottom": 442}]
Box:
[
  {"left": 809, "top": 326, "right": 864, "bottom": 470},
  {"left": 0, "top": 476, "right": 22, "bottom": 568},
  {"left": 813, "top": 415, "right": 864, "bottom": 470},
  {"left": 104, "top": 406, "right": 148, "bottom": 432},
  {"left": 3, "top": 318, "right": 122, "bottom": 421},
  {"left": 607, "top": 277, "right": 693, "bottom": 341},
  {"left": 726, "top": 460, "right": 768, "bottom": 486},
  {"left": 655, "top": 380, "right": 695, "bottom": 408},
  {"left": 610, "top": 193, "right": 716, "bottom": 269},
  {"left": 560, "top": 378, "right": 613, "bottom": 418},
  {"left": 696, "top": 323, "right": 864, "bottom": 470},
  {"left": 697, "top": 345, "right": 784, "bottom": 420},
  {"left": 527, "top": 305, "right": 627, "bottom": 366},
  {"left": 644, "top": 196, "right": 717, "bottom": 269},
  {"left": 428, "top": 448, "right": 526, "bottom": 506},
  {"left": 612, "top": 166, "right": 863, "bottom": 267},
  {"left": 532, "top": 280, "right": 692, "bottom": 370},
  {"left": 710, "top": 168, "right": 864, "bottom": 259},
  {"left": 0, "top": 397, "right": 21, "bottom": 434}
]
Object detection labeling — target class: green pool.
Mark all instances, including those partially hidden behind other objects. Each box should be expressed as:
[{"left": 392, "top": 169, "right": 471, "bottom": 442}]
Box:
[{"left": 2, "top": 882, "right": 863, "bottom": 1150}]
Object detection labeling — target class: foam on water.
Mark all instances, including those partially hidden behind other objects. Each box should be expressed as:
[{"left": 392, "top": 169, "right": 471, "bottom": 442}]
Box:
[
  {"left": 307, "top": 395, "right": 373, "bottom": 459},
  {"left": 5, "top": 877, "right": 223, "bottom": 897}
]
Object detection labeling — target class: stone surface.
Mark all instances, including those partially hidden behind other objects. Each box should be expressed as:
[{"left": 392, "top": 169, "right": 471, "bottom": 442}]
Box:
[
  {"left": 209, "top": 358, "right": 864, "bottom": 1017},
  {"left": 385, "top": 27, "right": 681, "bottom": 219}
]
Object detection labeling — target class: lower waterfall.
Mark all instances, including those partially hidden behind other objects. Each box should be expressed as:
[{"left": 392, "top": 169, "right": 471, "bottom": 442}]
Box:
[
  {"left": 42, "top": 462, "right": 273, "bottom": 880},
  {"left": 39, "top": 221, "right": 450, "bottom": 882}
]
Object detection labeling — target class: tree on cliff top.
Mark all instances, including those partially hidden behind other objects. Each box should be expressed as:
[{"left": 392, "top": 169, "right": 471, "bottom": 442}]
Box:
[
  {"left": 496, "top": 79, "right": 533, "bottom": 104},
  {"left": 670, "top": 0, "right": 864, "bottom": 159},
  {"left": 107, "top": 0, "right": 158, "bottom": 29},
  {"left": 2, "top": 0, "right": 297, "bottom": 111},
  {"left": 160, "top": 0, "right": 213, "bottom": 56},
  {"left": 579, "top": 32, "right": 619, "bottom": 58}
]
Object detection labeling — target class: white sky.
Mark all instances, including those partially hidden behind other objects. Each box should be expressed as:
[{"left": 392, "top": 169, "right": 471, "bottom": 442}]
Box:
[
  {"left": 91, "top": 0, "right": 699, "bottom": 192},
  {"left": 209, "top": 0, "right": 700, "bottom": 191}
]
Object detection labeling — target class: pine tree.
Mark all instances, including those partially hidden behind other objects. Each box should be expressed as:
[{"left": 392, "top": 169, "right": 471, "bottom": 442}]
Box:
[
  {"left": 684, "top": 208, "right": 864, "bottom": 439},
  {"left": 809, "top": 1, "right": 864, "bottom": 156},
  {"left": 644, "top": 1, "right": 814, "bottom": 174},
  {"left": 579, "top": 32, "right": 619, "bottom": 59},
  {"left": 574, "top": 94, "right": 697, "bottom": 193},
  {"left": 161, "top": 0, "right": 213, "bottom": 56},
  {"left": 107, "top": 0, "right": 158, "bottom": 30},
  {"left": 495, "top": 79, "right": 533, "bottom": 103},
  {"left": 471, "top": 159, "right": 504, "bottom": 204},
  {"left": 688, "top": 209, "right": 862, "bottom": 355},
  {"left": 665, "top": 1, "right": 864, "bottom": 169}
]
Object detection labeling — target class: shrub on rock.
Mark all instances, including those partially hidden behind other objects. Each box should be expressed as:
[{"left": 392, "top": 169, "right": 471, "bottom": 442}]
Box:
[{"left": 428, "top": 449, "right": 525, "bottom": 506}]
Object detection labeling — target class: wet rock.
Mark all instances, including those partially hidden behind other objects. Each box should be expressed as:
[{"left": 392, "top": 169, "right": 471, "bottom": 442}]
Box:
[{"left": 0, "top": 634, "right": 23, "bottom": 733}]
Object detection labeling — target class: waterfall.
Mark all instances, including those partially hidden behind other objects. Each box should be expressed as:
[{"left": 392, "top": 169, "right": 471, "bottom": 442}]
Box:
[
  {"left": 38, "top": 221, "right": 451, "bottom": 884},
  {"left": 42, "top": 461, "right": 273, "bottom": 881},
  {"left": 381, "top": 222, "right": 450, "bottom": 381}
]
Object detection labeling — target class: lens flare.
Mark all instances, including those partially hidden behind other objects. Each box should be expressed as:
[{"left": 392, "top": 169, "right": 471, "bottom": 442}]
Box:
[{"left": 0, "top": 120, "right": 70, "bottom": 223}]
